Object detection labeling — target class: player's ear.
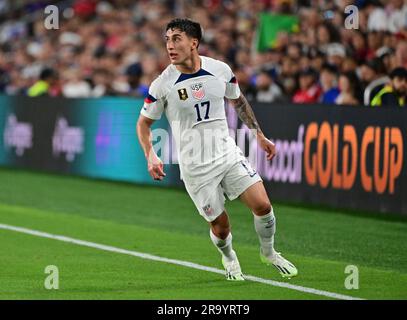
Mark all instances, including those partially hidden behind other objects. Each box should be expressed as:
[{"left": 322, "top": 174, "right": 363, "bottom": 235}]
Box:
[{"left": 191, "top": 38, "right": 198, "bottom": 50}]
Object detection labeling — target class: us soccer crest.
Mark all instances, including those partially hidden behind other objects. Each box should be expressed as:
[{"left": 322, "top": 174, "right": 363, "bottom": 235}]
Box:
[
  {"left": 190, "top": 83, "right": 205, "bottom": 100},
  {"left": 202, "top": 204, "right": 214, "bottom": 216},
  {"left": 178, "top": 88, "right": 188, "bottom": 101}
]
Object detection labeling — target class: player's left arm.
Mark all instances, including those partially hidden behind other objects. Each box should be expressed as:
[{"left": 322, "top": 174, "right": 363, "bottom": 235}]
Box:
[{"left": 229, "top": 93, "right": 276, "bottom": 160}]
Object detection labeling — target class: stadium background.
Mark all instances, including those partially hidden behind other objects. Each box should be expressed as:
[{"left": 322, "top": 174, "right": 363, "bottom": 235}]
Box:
[{"left": 0, "top": 0, "right": 406, "bottom": 301}]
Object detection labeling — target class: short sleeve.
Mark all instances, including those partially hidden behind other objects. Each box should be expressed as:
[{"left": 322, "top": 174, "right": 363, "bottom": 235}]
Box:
[
  {"left": 224, "top": 64, "right": 241, "bottom": 99},
  {"left": 140, "top": 78, "right": 165, "bottom": 120}
]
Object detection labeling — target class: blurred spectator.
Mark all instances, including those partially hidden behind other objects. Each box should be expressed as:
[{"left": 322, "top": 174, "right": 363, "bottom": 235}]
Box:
[
  {"left": 336, "top": 71, "right": 362, "bottom": 106},
  {"left": 234, "top": 67, "right": 257, "bottom": 101},
  {"left": 255, "top": 70, "right": 283, "bottom": 103},
  {"left": 279, "top": 55, "right": 300, "bottom": 97},
  {"left": 387, "top": 0, "right": 407, "bottom": 33},
  {"left": 90, "top": 68, "right": 118, "bottom": 97},
  {"left": 309, "top": 50, "right": 326, "bottom": 73},
  {"left": 62, "top": 69, "right": 91, "bottom": 98},
  {"left": 359, "top": 58, "right": 389, "bottom": 105},
  {"left": 365, "top": 0, "right": 388, "bottom": 32},
  {"left": 125, "top": 62, "right": 148, "bottom": 98},
  {"left": 73, "top": 0, "right": 97, "bottom": 19},
  {"left": 371, "top": 67, "right": 407, "bottom": 107},
  {"left": 317, "top": 21, "right": 341, "bottom": 53},
  {"left": 27, "top": 67, "right": 58, "bottom": 97},
  {"left": 378, "top": 47, "right": 396, "bottom": 71},
  {"left": 292, "top": 67, "right": 322, "bottom": 103},
  {"left": 286, "top": 42, "right": 302, "bottom": 60},
  {"left": 326, "top": 42, "right": 346, "bottom": 67},
  {"left": 320, "top": 63, "right": 340, "bottom": 104},
  {"left": 342, "top": 57, "right": 358, "bottom": 73},
  {"left": 395, "top": 40, "right": 407, "bottom": 68},
  {"left": 350, "top": 30, "right": 368, "bottom": 64}
]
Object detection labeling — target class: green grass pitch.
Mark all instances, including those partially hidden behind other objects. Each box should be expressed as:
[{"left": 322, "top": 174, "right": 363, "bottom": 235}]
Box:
[{"left": 0, "top": 167, "right": 406, "bottom": 300}]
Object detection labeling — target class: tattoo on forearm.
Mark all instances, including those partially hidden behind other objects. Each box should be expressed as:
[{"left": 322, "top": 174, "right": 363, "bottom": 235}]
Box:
[{"left": 231, "top": 94, "right": 263, "bottom": 134}]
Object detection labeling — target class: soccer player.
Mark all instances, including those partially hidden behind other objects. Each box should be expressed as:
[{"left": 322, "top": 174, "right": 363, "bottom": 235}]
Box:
[{"left": 137, "top": 18, "right": 297, "bottom": 280}]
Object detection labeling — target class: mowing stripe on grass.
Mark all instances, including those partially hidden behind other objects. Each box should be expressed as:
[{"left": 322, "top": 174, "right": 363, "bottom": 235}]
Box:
[{"left": 0, "top": 223, "right": 364, "bottom": 300}]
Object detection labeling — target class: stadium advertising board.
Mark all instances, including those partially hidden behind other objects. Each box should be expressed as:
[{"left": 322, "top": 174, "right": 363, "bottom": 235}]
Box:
[
  {"left": 227, "top": 102, "right": 406, "bottom": 215},
  {"left": 0, "top": 96, "right": 405, "bottom": 215},
  {"left": 0, "top": 95, "right": 179, "bottom": 186}
]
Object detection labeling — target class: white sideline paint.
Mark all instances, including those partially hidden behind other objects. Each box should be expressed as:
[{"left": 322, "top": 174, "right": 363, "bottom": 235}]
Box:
[{"left": 0, "top": 223, "right": 364, "bottom": 300}]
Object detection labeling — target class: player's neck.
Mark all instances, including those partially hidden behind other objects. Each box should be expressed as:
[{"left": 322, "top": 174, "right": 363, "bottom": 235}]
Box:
[{"left": 175, "top": 54, "right": 201, "bottom": 74}]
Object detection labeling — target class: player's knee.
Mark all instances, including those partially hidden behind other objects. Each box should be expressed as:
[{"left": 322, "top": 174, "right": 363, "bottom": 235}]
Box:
[
  {"left": 252, "top": 200, "right": 272, "bottom": 216},
  {"left": 211, "top": 220, "right": 230, "bottom": 239},
  {"left": 212, "top": 225, "right": 230, "bottom": 240},
  {"left": 210, "top": 212, "right": 230, "bottom": 234}
]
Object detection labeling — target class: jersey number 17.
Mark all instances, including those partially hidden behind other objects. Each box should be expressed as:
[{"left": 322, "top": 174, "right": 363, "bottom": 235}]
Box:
[{"left": 194, "top": 101, "right": 210, "bottom": 122}]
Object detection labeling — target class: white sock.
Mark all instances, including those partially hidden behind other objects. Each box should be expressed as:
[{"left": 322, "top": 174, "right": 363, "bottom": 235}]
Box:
[
  {"left": 209, "top": 229, "right": 236, "bottom": 262},
  {"left": 253, "top": 208, "right": 276, "bottom": 258}
]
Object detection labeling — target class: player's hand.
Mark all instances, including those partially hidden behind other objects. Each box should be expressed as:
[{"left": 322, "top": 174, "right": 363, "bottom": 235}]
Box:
[
  {"left": 147, "top": 152, "right": 166, "bottom": 181},
  {"left": 258, "top": 134, "right": 276, "bottom": 161}
]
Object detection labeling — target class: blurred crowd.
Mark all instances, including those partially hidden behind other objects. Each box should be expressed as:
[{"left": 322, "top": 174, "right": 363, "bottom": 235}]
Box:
[{"left": 0, "top": 0, "right": 406, "bottom": 106}]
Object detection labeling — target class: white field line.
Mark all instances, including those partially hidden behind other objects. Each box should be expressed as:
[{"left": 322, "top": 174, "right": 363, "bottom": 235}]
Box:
[{"left": 0, "top": 223, "right": 364, "bottom": 300}]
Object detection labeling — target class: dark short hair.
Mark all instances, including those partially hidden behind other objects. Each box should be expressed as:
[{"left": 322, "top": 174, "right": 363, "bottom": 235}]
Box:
[
  {"left": 361, "top": 58, "right": 385, "bottom": 74},
  {"left": 321, "top": 63, "right": 339, "bottom": 76},
  {"left": 340, "top": 71, "right": 361, "bottom": 99},
  {"left": 125, "top": 62, "right": 143, "bottom": 77},
  {"left": 40, "top": 68, "right": 57, "bottom": 80},
  {"left": 299, "top": 67, "right": 318, "bottom": 78},
  {"left": 389, "top": 67, "right": 407, "bottom": 80},
  {"left": 166, "top": 18, "right": 202, "bottom": 46}
]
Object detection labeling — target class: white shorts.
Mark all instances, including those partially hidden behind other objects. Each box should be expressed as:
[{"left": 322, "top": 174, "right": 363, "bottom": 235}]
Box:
[{"left": 183, "top": 159, "right": 263, "bottom": 222}]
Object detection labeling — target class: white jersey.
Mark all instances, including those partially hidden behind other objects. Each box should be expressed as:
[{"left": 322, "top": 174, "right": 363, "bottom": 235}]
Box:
[{"left": 141, "top": 55, "right": 245, "bottom": 187}]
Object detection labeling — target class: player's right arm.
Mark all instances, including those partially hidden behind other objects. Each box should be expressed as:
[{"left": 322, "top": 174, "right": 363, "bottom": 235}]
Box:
[
  {"left": 136, "top": 78, "right": 166, "bottom": 181},
  {"left": 136, "top": 115, "right": 166, "bottom": 181}
]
